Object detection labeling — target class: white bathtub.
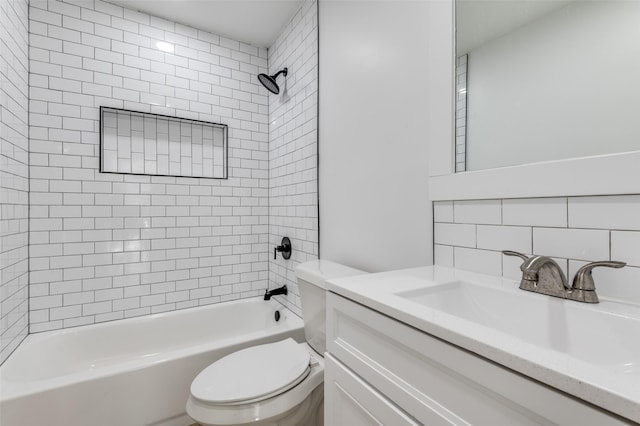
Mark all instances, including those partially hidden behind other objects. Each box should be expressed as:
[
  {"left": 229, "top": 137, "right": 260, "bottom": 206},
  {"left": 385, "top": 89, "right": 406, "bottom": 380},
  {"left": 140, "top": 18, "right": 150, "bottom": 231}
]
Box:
[{"left": 0, "top": 298, "right": 304, "bottom": 426}]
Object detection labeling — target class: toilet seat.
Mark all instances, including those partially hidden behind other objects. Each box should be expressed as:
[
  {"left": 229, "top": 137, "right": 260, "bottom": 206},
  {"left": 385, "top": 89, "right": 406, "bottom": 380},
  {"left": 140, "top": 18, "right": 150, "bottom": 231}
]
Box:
[
  {"left": 191, "top": 338, "right": 311, "bottom": 405},
  {"left": 186, "top": 341, "right": 324, "bottom": 426}
]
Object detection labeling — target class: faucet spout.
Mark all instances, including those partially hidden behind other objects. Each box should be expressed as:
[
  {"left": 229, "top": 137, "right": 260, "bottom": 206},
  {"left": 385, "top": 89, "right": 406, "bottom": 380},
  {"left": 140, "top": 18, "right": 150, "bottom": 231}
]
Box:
[
  {"left": 519, "top": 255, "right": 569, "bottom": 298},
  {"left": 264, "top": 285, "right": 287, "bottom": 300},
  {"left": 521, "top": 255, "right": 569, "bottom": 289}
]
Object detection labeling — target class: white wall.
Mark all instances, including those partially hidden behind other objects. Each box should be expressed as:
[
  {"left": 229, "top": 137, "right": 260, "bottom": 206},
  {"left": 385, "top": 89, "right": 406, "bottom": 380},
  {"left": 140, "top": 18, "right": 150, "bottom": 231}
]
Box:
[
  {"left": 466, "top": 0, "right": 640, "bottom": 170},
  {"left": 319, "top": 0, "right": 433, "bottom": 273},
  {"left": 268, "top": 0, "right": 318, "bottom": 316},
  {"left": 0, "top": 0, "right": 29, "bottom": 364}
]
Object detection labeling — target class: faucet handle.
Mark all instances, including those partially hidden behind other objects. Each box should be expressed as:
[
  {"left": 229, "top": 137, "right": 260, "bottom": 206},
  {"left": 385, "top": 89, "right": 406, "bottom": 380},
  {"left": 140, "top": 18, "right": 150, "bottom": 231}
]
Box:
[
  {"left": 274, "top": 237, "right": 292, "bottom": 260},
  {"left": 572, "top": 261, "right": 626, "bottom": 291},
  {"left": 501, "top": 250, "right": 530, "bottom": 262},
  {"left": 502, "top": 251, "right": 535, "bottom": 291}
]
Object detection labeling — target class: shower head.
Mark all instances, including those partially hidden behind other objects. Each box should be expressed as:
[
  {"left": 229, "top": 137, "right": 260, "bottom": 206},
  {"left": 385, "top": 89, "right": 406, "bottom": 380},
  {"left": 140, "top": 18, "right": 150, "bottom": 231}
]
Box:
[{"left": 257, "top": 67, "right": 288, "bottom": 95}]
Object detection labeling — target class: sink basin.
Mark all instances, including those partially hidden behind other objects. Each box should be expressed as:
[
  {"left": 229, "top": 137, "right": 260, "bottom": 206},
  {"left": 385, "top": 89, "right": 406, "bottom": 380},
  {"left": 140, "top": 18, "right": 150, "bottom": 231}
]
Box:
[{"left": 395, "top": 280, "right": 640, "bottom": 374}]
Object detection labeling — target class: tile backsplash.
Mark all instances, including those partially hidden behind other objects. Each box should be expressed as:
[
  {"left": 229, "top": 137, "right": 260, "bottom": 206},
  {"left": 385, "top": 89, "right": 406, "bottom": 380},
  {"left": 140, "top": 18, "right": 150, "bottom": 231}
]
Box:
[
  {"left": 27, "top": 0, "right": 273, "bottom": 332},
  {"left": 0, "top": 0, "right": 29, "bottom": 364},
  {"left": 434, "top": 195, "right": 640, "bottom": 304}
]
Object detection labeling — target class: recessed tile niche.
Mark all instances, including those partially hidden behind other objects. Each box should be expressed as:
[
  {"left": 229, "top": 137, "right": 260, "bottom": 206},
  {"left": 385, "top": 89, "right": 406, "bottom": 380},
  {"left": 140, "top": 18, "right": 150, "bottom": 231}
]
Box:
[{"left": 100, "top": 107, "right": 228, "bottom": 179}]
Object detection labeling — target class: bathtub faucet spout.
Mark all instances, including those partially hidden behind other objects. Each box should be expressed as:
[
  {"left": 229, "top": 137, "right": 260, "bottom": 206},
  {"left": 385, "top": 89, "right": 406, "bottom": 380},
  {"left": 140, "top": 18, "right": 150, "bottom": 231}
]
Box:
[{"left": 264, "top": 285, "right": 287, "bottom": 300}]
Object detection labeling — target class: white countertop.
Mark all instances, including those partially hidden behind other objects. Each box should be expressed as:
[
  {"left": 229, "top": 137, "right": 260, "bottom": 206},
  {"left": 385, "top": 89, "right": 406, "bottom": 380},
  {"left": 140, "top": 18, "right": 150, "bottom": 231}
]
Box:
[{"left": 327, "top": 265, "right": 640, "bottom": 423}]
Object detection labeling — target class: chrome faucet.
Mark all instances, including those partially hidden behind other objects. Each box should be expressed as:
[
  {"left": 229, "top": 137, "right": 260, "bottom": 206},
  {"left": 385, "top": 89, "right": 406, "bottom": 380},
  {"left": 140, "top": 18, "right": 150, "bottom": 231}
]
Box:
[{"left": 502, "top": 250, "right": 626, "bottom": 303}]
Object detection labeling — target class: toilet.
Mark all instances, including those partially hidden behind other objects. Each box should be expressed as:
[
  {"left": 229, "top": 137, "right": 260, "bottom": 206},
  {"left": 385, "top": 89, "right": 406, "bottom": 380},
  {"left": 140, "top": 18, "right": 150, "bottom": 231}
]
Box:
[{"left": 186, "top": 260, "right": 364, "bottom": 426}]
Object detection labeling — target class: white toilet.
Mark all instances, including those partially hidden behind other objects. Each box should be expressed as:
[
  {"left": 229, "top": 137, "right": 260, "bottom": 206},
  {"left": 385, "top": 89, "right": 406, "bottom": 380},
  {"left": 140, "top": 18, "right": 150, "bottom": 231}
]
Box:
[{"left": 186, "top": 260, "right": 364, "bottom": 426}]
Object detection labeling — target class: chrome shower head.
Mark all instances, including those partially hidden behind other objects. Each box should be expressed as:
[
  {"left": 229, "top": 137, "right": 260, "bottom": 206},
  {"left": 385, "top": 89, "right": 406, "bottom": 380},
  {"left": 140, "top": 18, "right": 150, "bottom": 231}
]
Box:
[{"left": 257, "top": 67, "right": 288, "bottom": 95}]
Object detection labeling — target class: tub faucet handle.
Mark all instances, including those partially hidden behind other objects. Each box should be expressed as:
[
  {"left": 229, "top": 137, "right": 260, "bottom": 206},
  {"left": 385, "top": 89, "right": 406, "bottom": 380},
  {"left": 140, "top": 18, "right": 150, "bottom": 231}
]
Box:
[{"left": 274, "top": 237, "right": 292, "bottom": 260}]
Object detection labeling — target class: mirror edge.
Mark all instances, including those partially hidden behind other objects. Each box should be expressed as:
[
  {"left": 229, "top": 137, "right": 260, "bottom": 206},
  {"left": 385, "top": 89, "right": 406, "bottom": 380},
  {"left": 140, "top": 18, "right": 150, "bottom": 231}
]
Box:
[
  {"left": 426, "top": 0, "right": 456, "bottom": 178},
  {"left": 430, "top": 151, "right": 640, "bottom": 200}
]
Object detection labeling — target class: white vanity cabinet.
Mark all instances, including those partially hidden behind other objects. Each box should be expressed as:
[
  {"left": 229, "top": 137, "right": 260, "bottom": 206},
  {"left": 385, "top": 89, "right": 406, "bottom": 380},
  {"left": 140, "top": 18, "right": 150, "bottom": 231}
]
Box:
[
  {"left": 325, "top": 292, "right": 634, "bottom": 426},
  {"left": 324, "top": 354, "right": 419, "bottom": 425}
]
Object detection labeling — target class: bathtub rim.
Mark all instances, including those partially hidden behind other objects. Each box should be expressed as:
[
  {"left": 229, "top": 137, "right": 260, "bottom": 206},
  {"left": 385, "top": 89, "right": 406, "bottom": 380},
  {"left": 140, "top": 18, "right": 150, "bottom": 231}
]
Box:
[{"left": 0, "top": 297, "right": 303, "bottom": 402}]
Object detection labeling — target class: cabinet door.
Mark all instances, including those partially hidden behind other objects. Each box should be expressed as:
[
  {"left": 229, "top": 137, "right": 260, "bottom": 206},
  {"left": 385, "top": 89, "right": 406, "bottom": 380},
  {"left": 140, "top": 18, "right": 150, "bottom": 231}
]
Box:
[{"left": 325, "top": 354, "right": 419, "bottom": 426}]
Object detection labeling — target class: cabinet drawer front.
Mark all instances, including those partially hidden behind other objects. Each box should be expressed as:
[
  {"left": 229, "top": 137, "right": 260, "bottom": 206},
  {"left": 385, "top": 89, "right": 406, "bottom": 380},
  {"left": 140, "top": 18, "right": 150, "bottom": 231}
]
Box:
[
  {"left": 327, "top": 292, "right": 631, "bottom": 426},
  {"left": 325, "top": 354, "right": 419, "bottom": 426}
]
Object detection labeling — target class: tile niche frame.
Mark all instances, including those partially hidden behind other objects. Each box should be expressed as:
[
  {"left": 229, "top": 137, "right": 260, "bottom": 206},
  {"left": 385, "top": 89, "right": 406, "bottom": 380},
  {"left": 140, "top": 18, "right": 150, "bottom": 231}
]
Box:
[{"left": 100, "top": 106, "right": 229, "bottom": 180}]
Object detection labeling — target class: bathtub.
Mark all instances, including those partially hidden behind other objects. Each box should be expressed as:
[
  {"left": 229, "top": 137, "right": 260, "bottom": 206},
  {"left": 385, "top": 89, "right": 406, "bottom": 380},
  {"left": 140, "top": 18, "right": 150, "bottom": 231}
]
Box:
[{"left": 0, "top": 298, "right": 304, "bottom": 426}]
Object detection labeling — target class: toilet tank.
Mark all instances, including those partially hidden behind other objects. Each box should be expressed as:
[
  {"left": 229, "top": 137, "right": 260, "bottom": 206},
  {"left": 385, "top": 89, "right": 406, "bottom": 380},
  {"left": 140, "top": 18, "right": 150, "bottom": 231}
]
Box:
[{"left": 296, "top": 260, "right": 365, "bottom": 356}]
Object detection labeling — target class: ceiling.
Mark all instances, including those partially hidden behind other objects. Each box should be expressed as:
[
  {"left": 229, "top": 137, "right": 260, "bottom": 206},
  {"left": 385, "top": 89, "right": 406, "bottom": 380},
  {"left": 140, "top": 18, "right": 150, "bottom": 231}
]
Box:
[
  {"left": 108, "top": 0, "right": 303, "bottom": 48},
  {"left": 457, "top": 0, "right": 574, "bottom": 54}
]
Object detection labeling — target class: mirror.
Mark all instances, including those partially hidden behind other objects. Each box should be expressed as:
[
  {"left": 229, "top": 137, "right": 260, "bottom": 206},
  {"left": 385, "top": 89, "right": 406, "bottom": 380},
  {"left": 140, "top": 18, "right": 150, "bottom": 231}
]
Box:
[{"left": 455, "top": 0, "right": 640, "bottom": 172}]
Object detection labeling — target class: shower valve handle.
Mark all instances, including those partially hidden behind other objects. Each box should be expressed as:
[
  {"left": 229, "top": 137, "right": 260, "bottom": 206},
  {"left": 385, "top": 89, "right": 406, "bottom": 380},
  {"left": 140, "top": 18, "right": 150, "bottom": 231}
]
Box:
[{"left": 274, "top": 237, "right": 292, "bottom": 260}]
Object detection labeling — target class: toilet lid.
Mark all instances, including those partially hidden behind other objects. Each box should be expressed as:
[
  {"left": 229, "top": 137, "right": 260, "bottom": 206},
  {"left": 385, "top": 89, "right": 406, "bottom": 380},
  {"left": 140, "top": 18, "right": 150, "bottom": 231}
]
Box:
[{"left": 191, "top": 338, "right": 311, "bottom": 404}]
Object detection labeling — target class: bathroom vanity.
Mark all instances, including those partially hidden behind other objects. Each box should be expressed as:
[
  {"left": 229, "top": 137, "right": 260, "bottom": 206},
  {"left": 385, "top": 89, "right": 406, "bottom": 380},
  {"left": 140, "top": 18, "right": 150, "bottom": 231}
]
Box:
[{"left": 324, "top": 266, "right": 640, "bottom": 425}]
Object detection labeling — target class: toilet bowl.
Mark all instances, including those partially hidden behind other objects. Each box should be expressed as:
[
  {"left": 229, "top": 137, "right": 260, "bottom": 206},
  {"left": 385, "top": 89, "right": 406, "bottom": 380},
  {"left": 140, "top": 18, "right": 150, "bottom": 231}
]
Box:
[
  {"left": 187, "top": 339, "right": 324, "bottom": 426},
  {"left": 186, "top": 260, "right": 364, "bottom": 426}
]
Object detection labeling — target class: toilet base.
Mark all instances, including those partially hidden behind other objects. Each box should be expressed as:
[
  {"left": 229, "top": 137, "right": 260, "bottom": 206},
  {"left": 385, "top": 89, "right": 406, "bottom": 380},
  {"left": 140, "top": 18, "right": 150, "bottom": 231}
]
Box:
[{"left": 191, "top": 385, "right": 323, "bottom": 426}]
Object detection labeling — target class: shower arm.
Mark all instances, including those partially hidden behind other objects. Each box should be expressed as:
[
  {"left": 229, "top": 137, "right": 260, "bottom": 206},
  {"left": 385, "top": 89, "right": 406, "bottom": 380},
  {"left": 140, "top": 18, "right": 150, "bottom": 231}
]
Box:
[{"left": 272, "top": 68, "right": 288, "bottom": 79}]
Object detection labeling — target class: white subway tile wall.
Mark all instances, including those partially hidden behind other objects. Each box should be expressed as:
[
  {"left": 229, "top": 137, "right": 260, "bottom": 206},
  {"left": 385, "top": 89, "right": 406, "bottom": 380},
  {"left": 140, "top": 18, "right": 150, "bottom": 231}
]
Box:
[
  {"left": 0, "top": 0, "right": 29, "bottom": 364},
  {"left": 568, "top": 195, "right": 640, "bottom": 230},
  {"left": 434, "top": 195, "right": 640, "bottom": 304},
  {"left": 268, "top": 0, "right": 318, "bottom": 316},
  {"left": 27, "top": 0, "right": 281, "bottom": 332},
  {"left": 453, "top": 199, "right": 501, "bottom": 224},
  {"left": 502, "top": 197, "right": 567, "bottom": 227}
]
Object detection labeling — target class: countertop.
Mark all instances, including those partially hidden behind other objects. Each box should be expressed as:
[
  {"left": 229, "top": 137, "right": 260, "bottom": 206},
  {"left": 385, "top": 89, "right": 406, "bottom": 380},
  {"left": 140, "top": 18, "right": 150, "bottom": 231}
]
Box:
[{"left": 326, "top": 265, "right": 640, "bottom": 423}]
